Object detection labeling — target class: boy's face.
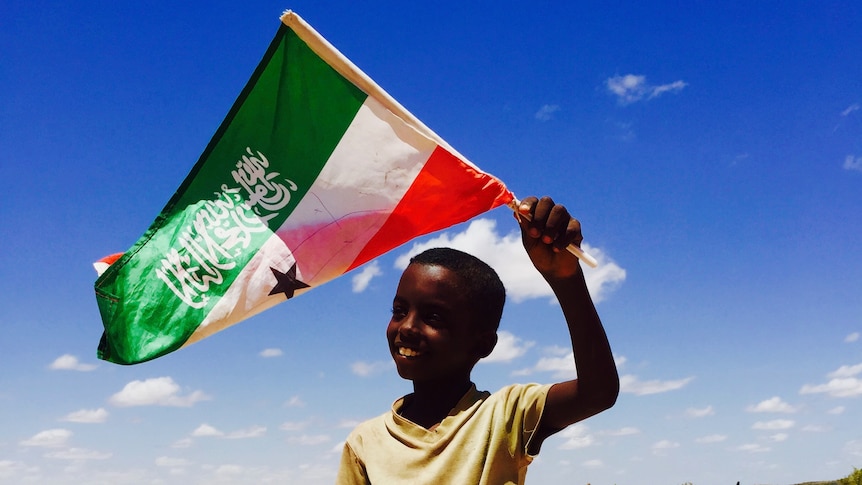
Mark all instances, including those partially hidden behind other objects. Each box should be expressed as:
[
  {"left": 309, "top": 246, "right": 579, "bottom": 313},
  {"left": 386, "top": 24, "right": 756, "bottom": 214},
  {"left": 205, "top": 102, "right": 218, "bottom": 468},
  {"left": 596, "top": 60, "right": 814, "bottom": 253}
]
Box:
[{"left": 387, "top": 263, "right": 489, "bottom": 384}]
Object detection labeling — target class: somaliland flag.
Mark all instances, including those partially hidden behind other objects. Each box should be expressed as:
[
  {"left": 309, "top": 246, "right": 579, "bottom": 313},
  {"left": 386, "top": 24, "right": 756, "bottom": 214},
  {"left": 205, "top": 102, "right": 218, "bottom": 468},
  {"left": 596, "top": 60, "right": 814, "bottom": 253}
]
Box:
[{"left": 94, "top": 11, "right": 514, "bottom": 365}]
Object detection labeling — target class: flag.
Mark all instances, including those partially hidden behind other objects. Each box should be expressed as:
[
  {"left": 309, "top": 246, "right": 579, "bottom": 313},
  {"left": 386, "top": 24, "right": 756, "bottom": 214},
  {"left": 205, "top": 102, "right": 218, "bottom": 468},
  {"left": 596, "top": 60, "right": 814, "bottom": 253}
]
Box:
[{"left": 94, "top": 11, "right": 514, "bottom": 365}]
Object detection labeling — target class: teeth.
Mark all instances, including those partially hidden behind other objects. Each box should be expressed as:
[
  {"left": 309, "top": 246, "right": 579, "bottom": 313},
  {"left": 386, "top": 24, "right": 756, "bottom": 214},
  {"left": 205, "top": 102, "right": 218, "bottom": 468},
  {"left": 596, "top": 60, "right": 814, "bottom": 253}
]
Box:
[{"left": 399, "top": 347, "right": 421, "bottom": 357}]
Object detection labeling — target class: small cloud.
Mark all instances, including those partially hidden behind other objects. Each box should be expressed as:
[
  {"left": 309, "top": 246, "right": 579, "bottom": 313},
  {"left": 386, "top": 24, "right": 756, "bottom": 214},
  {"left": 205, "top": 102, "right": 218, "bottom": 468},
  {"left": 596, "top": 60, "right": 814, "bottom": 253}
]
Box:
[
  {"left": 800, "top": 363, "right": 862, "bottom": 397},
  {"left": 651, "top": 440, "right": 679, "bottom": 455},
  {"left": 20, "top": 429, "right": 72, "bottom": 448},
  {"left": 338, "top": 419, "right": 362, "bottom": 429},
  {"left": 192, "top": 424, "right": 223, "bottom": 437},
  {"left": 481, "top": 331, "right": 535, "bottom": 364},
  {"left": 352, "top": 261, "right": 382, "bottom": 293},
  {"left": 828, "top": 406, "right": 846, "bottom": 415},
  {"left": 685, "top": 406, "right": 714, "bottom": 418},
  {"left": 844, "top": 155, "right": 862, "bottom": 173},
  {"left": 768, "top": 433, "right": 789, "bottom": 442},
  {"left": 582, "top": 459, "right": 604, "bottom": 468},
  {"left": 841, "top": 103, "right": 860, "bottom": 116},
  {"left": 284, "top": 396, "right": 305, "bottom": 408},
  {"left": 225, "top": 426, "right": 266, "bottom": 439},
  {"left": 171, "top": 438, "right": 193, "bottom": 449},
  {"left": 288, "top": 434, "right": 331, "bottom": 446},
  {"left": 752, "top": 419, "right": 795, "bottom": 431},
  {"left": 48, "top": 354, "right": 97, "bottom": 372},
  {"left": 736, "top": 443, "right": 771, "bottom": 453},
  {"left": 280, "top": 420, "right": 309, "bottom": 432},
  {"left": 350, "top": 360, "right": 391, "bottom": 377},
  {"left": 514, "top": 349, "right": 576, "bottom": 379},
  {"left": 845, "top": 332, "right": 860, "bottom": 343},
  {"left": 260, "top": 348, "right": 283, "bottom": 358},
  {"left": 845, "top": 440, "right": 862, "bottom": 457},
  {"left": 156, "top": 456, "right": 192, "bottom": 468},
  {"left": 45, "top": 448, "right": 112, "bottom": 460},
  {"left": 108, "top": 377, "right": 210, "bottom": 407},
  {"left": 604, "top": 426, "right": 640, "bottom": 436},
  {"left": 695, "top": 434, "right": 727, "bottom": 444},
  {"left": 620, "top": 374, "right": 694, "bottom": 396},
  {"left": 746, "top": 396, "right": 797, "bottom": 413},
  {"left": 606, "top": 74, "right": 687, "bottom": 105},
  {"left": 558, "top": 423, "right": 595, "bottom": 449},
  {"left": 535, "top": 104, "right": 561, "bottom": 121},
  {"left": 802, "top": 424, "right": 830, "bottom": 432},
  {"left": 61, "top": 408, "right": 108, "bottom": 424}
]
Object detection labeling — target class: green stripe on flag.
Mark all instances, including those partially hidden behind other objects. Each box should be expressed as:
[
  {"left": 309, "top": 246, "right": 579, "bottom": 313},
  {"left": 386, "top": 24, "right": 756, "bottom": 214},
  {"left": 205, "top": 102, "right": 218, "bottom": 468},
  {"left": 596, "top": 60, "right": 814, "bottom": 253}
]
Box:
[{"left": 96, "top": 25, "right": 367, "bottom": 364}]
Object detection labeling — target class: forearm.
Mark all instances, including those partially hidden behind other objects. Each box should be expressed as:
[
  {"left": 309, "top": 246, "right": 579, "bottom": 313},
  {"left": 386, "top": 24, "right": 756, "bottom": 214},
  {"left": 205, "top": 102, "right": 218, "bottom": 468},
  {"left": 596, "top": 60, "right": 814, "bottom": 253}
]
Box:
[{"left": 543, "top": 269, "right": 619, "bottom": 427}]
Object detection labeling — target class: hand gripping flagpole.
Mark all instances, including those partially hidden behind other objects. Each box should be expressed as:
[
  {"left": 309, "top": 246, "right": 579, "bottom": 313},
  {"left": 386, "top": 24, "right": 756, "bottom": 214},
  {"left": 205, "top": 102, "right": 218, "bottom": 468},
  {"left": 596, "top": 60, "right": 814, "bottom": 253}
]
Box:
[{"left": 508, "top": 198, "right": 599, "bottom": 268}]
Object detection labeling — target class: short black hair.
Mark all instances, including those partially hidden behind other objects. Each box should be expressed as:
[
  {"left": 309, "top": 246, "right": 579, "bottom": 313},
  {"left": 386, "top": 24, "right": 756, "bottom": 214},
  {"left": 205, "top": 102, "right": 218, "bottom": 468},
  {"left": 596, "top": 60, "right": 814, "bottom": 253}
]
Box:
[{"left": 408, "top": 248, "right": 505, "bottom": 332}]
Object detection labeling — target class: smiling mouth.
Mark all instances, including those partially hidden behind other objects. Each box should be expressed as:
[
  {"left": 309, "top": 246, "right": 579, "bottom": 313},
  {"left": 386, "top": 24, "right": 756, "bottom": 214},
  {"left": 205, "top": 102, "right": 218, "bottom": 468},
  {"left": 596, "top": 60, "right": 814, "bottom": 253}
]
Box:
[{"left": 398, "top": 347, "right": 423, "bottom": 358}]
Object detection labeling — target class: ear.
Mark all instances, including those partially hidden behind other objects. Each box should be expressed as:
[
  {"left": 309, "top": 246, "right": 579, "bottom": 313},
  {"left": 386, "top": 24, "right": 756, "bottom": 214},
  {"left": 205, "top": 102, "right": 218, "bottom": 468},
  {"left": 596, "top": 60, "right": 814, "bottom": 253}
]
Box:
[{"left": 474, "top": 330, "right": 498, "bottom": 359}]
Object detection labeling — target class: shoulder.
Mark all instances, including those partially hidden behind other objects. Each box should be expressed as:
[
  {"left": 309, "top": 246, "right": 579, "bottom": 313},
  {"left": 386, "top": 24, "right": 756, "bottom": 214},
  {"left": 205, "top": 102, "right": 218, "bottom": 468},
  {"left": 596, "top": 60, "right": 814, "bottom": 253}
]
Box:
[{"left": 488, "top": 383, "right": 553, "bottom": 407}]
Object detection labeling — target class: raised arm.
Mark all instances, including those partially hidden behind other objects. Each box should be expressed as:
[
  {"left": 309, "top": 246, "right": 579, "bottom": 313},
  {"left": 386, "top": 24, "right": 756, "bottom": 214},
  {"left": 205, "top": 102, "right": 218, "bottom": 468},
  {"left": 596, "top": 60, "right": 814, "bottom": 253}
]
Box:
[{"left": 516, "top": 196, "right": 619, "bottom": 447}]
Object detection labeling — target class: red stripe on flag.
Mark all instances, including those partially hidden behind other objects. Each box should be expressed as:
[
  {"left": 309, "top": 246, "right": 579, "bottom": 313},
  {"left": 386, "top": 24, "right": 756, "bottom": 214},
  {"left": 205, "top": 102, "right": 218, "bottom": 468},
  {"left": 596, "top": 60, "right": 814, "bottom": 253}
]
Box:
[{"left": 347, "top": 146, "right": 513, "bottom": 271}]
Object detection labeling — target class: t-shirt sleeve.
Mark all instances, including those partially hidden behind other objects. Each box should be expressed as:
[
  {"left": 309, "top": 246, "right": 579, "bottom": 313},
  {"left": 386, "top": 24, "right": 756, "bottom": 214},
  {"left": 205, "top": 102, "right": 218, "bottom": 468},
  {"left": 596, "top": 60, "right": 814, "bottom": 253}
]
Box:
[
  {"left": 335, "top": 441, "right": 369, "bottom": 485},
  {"left": 497, "top": 383, "right": 553, "bottom": 461}
]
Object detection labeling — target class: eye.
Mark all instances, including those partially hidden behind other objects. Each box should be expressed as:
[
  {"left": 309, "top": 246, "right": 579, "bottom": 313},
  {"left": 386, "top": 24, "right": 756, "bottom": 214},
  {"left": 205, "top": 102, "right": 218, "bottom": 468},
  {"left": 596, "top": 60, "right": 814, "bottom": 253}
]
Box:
[
  {"left": 390, "top": 305, "right": 407, "bottom": 321},
  {"left": 423, "top": 312, "right": 445, "bottom": 327}
]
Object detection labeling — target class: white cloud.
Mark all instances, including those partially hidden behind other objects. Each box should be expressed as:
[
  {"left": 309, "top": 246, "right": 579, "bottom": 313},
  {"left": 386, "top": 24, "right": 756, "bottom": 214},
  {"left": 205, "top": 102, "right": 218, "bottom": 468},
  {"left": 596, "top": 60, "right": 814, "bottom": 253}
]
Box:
[
  {"left": 481, "top": 331, "right": 534, "bottom": 364},
  {"left": 841, "top": 103, "right": 859, "bottom": 116},
  {"left": 651, "top": 440, "right": 680, "bottom": 455},
  {"left": 108, "top": 377, "right": 210, "bottom": 407},
  {"left": 845, "top": 332, "right": 860, "bottom": 343},
  {"left": 171, "top": 438, "right": 193, "bottom": 449},
  {"left": 828, "top": 406, "right": 846, "bottom": 415},
  {"left": 606, "top": 74, "right": 687, "bottom": 105},
  {"left": 394, "top": 218, "right": 625, "bottom": 304},
  {"left": 280, "top": 420, "right": 309, "bottom": 432},
  {"left": 352, "top": 261, "right": 383, "bottom": 293},
  {"left": 844, "top": 155, "right": 862, "bottom": 173},
  {"left": 685, "top": 405, "right": 714, "bottom": 418},
  {"left": 48, "top": 354, "right": 97, "bottom": 372},
  {"left": 828, "top": 363, "right": 862, "bottom": 378},
  {"left": 535, "top": 104, "right": 561, "bottom": 121},
  {"left": 582, "top": 459, "right": 604, "bottom": 468},
  {"left": 192, "top": 424, "right": 223, "bottom": 437},
  {"left": 288, "top": 434, "right": 331, "bottom": 446},
  {"left": 620, "top": 374, "right": 693, "bottom": 396},
  {"left": 845, "top": 440, "right": 862, "bottom": 457},
  {"left": 746, "top": 396, "right": 797, "bottom": 413},
  {"left": 259, "top": 348, "right": 283, "bottom": 357},
  {"left": 768, "top": 433, "right": 789, "bottom": 442},
  {"left": 752, "top": 419, "right": 795, "bottom": 430},
  {"left": 20, "top": 428, "right": 72, "bottom": 448},
  {"left": 802, "top": 424, "right": 830, "bottom": 432},
  {"left": 695, "top": 434, "right": 727, "bottom": 444},
  {"left": 225, "top": 426, "right": 266, "bottom": 439},
  {"left": 156, "top": 456, "right": 192, "bottom": 468},
  {"left": 514, "top": 349, "right": 576, "bottom": 379},
  {"left": 350, "top": 360, "right": 391, "bottom": 377},
  {"left": 604, "top": 427, "right": 640, "bottom": 436},
  {"left": 61, "top": 408, "right": 108, "bottom": 423},
  {"left": 284, "top": 396, "right": 305, "bottom": 408},
  {"left": 0, "top": 460, "right": 27, "bottom": 479},
  {"left": 800, "top": 364, "right": 862, "bottom": 397},
  {"left": 736, "top": 443, "right": 771, "bottom": 453},
  {"left": 557, "top": 423, "right": 595, "bottom": 449},
  {"left": 45, "top": 448, "right": 112, "bottom": 460}
]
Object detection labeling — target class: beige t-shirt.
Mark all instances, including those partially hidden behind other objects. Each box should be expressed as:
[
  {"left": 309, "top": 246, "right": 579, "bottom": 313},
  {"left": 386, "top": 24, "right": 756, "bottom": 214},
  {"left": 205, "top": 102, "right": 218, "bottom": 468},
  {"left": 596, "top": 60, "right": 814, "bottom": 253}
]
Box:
[{"left": 336, "top": 383, "right": 551, "bottom": 485}]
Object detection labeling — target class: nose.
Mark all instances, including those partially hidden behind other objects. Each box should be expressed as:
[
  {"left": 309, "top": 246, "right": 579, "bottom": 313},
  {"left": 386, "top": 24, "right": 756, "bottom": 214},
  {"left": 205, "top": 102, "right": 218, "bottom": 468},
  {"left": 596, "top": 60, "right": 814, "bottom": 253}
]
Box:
[{"left": 398, "top": 311, "right": 421, "bottom": 337}]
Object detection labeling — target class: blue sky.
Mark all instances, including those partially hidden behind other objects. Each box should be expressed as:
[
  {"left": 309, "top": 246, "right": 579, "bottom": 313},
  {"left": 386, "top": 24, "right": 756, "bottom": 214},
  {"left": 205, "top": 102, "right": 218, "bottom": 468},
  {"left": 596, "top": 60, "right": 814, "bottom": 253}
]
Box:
[{"left": 2, "top": 1, "right": 861, "bottom": 484}]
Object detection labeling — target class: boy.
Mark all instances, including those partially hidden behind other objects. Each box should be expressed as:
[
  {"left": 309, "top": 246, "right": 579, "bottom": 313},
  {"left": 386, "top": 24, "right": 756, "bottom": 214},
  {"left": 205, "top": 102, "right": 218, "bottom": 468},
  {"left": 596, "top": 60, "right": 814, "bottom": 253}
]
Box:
[{"left": 336, "top": 196, "right": 619, "bottom": 484}]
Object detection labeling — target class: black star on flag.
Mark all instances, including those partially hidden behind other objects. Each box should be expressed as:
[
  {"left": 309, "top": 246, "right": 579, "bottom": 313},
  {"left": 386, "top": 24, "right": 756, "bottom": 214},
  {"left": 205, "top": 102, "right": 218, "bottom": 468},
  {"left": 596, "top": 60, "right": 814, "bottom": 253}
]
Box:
[{"left": 268, "top": 264, "right": 310, "bottom": 299}]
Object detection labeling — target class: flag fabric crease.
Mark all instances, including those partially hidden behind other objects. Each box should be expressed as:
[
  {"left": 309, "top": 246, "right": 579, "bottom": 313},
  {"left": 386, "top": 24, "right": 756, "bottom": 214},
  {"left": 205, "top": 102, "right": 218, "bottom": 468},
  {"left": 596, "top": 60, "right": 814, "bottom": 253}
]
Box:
[{"left": 94, "top": 11, "right": 514, "bottom": 365}]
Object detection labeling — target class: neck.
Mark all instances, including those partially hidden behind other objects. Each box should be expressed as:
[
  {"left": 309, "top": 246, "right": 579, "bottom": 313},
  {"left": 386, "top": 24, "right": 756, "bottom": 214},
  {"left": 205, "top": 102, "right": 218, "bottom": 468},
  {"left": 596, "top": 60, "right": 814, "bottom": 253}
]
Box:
[{"left": 401, "top": 379, "right": 473, "bottom": 429}]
